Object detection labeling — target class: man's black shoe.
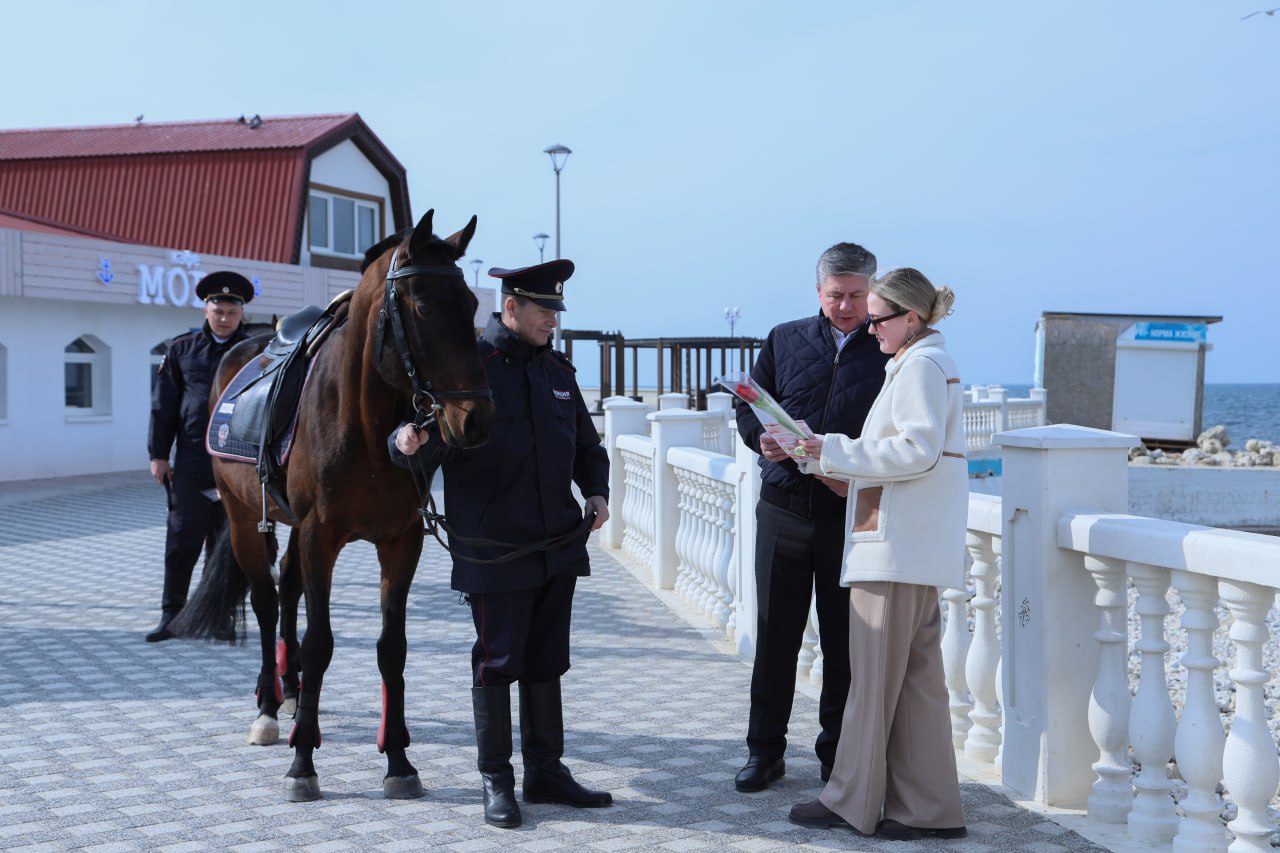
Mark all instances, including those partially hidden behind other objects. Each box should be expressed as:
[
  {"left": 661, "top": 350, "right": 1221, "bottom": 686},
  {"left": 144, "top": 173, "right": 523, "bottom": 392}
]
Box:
[
  {"left": 145, "top": 614, "right": 175, "bottom": 643},
  {"left": 820, "top": 763, "right": 832, "bottom": 782},
  {"left": 523, "top": 762, "right": 613, "bottom": 807},
  {"left": 734, "top": 756, "right": 784, "bottom": 792},
  {"left": 788, "top": 799, "right": 857, "bottom": 830}
]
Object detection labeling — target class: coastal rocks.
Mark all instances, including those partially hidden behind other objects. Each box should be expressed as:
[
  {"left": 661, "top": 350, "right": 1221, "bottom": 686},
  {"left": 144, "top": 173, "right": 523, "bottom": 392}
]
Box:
[{"left": 1129, "top": 426, "right": 1280, "bottom": 467}]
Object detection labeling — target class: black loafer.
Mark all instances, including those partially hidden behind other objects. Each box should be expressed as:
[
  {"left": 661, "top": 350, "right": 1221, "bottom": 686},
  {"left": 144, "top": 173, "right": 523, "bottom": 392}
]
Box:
[
  {"left": 876, "top": 819, "right": 967, "bottom": 841},
  {"left": 734, "top": 756, "right": 784, "bottom": 792},
  {"left": 788, "top": 799, "right": 855, "bottom": 830}
]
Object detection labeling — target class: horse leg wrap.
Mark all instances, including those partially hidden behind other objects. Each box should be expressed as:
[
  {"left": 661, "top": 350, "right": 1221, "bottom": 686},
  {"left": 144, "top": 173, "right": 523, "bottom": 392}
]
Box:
[
  {"left": 289, "top": 682, "right": 322, "bottom": 748},
  {"left": 276, "top": 639, "right": 288, "bottom": 678},
  {"left": 377, "top": 682, "right": 412, "bottom": 753}
]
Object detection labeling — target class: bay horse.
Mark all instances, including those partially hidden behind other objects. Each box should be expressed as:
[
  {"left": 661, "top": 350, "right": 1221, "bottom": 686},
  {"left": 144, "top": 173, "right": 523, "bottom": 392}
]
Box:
[{"left": 173, "top": 210, "right": 494, "bottom": 802}]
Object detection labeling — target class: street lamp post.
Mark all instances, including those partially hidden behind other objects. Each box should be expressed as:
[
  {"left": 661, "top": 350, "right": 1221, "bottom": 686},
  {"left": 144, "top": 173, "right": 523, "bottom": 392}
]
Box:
[
  {"left": 543, "top": 144, "right": 571, "bottom": 349},
  {"left": 724, "top": 306, "right": 741, "bottom": 337},
  {"left": 533, "top": 232, "right": 549, "bottom": 264},
  {"left": 470, "top": 258, "right": 483, "bottom": 288}
]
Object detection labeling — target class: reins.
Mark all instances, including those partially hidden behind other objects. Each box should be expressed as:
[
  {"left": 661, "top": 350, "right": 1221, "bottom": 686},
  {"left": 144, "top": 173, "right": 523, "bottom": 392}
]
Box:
[{"left": 381, "top": 248, "right": 591, "bottom": 564}]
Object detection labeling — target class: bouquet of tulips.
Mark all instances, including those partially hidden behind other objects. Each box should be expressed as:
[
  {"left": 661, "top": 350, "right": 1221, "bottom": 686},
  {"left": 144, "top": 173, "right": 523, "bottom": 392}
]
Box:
[{"left": 717, "top": 372, "right": 814, "bottom": 448}]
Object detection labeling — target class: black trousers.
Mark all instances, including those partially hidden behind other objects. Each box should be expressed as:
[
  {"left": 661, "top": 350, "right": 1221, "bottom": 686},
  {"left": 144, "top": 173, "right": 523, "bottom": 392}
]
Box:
[
  {"left": 161, "top": 471, "right": 226, "bottom": 616},
  {"left": 746, "top": 499, "right": 850, "bottom": 767},
  {"left": 468, "top": 572, "right": 576, "bottom": 688}
]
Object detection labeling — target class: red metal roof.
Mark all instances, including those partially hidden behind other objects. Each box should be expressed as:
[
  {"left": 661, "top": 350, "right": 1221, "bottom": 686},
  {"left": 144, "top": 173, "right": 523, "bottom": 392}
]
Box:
[{"left": 0, "top": 114, "right": 410, "bottom": 264}]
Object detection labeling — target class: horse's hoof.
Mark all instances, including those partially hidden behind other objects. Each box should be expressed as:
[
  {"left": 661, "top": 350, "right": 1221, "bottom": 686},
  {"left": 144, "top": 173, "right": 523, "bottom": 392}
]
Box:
[
  {"left": 281, "top": 697, "right": 298, "bottom": 718},
  {"left": 248, "top": 714, "right": 280, "bottom": 746},
  {"left": 383, "top": 774, "right": 424, "bottom": 800},
  {"left": 283, "top": 775, "right": 321, "bottom": 802}
]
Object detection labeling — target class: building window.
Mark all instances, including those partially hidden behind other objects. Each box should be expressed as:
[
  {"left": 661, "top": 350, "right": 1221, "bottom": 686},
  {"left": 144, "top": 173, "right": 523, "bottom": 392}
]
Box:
[
  {"left": 309, "top": 188, "right": 381, "bottom": 258},
  {"left": 150, "top": 340, "right": 169, "bottom": 395},
  {"left": 65, "top": 335, "right": 111, "bottom": 415}
]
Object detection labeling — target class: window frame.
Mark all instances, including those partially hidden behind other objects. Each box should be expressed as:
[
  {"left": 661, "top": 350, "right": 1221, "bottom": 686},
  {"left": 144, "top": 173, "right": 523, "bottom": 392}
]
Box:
[
  {"left": 308, "top": 184, "right": 385, "bottom": 259},
  {"left": 64, "top": 335, "right": 112, "bottom": 419}
]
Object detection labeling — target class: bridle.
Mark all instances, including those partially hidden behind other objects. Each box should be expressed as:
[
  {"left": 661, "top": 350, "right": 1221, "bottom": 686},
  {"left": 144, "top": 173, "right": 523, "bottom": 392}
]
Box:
[
  {"left": 377, "top": 247, "right": 493, "bottom": 430},
  {"left": 378, "top": 249, "right": 595, "bottom": 564}
]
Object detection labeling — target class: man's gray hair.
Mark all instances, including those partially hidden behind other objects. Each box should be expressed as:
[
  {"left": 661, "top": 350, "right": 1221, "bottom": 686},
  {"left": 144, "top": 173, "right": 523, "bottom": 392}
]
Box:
[{"left": 815, "top": 242, "right": 877, "bottom": 283}]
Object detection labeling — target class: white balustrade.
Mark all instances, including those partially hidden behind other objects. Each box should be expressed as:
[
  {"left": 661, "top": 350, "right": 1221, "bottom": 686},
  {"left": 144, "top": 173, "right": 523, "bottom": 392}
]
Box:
[
  {"left": 1083, "top": 554, "right": 1132, "bottom": 824},
  {"left": 616, "top": 437, "right": 655, "bottom": 571},
  {"left": 963, "top": 529, "right": 1002, "bottom": 763},
  {"left": 1126, "top": 561, "right": 1178, "bottom": 844}
]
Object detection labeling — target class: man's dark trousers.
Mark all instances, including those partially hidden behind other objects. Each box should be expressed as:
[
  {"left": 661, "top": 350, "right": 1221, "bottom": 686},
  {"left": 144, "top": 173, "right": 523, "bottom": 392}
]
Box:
[
  {"left": 161, "top": 471, "right": 226, "bottom": 616},
  {"left": 747, "top": 499, "right": 850, "bottom": 767}
]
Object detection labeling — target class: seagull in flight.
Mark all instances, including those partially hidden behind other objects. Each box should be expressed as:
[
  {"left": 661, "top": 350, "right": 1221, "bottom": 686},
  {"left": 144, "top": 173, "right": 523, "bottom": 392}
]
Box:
[{"left": 1241, "top": 7, "right": 1279, "bottom": 19}]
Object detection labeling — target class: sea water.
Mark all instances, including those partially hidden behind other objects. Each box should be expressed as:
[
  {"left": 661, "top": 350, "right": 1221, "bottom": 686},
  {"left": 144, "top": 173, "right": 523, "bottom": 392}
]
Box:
[{"left": 1001, "top": 383, "right": 1280, "bottom": 445}]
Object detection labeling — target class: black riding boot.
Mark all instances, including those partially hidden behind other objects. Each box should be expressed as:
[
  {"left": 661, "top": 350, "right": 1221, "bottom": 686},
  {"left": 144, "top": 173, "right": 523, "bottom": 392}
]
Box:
[
  {"left": 519, "top": 678, "right": 612, "bottom": 807},
  {"left": 472, "top": 686, "right": 522, "bottom": 828}
]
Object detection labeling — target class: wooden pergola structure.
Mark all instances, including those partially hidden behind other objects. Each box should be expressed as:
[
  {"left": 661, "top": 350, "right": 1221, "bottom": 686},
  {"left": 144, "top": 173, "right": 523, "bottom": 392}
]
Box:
[{"left": 563, "top": 330, "right": 764, "bottom": 409}]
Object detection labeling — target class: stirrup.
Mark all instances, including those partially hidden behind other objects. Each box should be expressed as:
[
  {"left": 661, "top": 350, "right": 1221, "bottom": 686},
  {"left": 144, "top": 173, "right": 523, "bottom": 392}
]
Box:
[{"left": 258, "top": 483, "right": 276, "bottom": 533}]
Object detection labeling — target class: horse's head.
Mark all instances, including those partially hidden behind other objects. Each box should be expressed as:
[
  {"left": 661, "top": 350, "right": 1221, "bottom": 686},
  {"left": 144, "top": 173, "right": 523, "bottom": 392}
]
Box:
[{"left": 364, "top": 209, "right": 494, "bottom": 449}]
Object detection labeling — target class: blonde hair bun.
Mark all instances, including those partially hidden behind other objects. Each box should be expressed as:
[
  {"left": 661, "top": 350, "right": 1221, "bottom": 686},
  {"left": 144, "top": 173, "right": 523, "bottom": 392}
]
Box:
[{"left": 929, "top": 286, "right": 955, "bottom": 326}]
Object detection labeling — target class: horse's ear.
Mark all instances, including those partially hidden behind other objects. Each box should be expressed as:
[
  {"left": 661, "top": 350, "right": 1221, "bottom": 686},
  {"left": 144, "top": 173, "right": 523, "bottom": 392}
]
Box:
[
  {"left": 443, "top": 215, "right": 478, "bottom": 259},
  {"left": 408, "top": 209, "right": 436, "bottom": 258}
]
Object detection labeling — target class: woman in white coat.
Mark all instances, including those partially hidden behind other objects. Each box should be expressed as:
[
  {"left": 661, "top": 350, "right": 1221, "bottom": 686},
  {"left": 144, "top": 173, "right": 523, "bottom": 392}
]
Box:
[{"left": 787, "top": 267, "right": 968, "bottom": 841}]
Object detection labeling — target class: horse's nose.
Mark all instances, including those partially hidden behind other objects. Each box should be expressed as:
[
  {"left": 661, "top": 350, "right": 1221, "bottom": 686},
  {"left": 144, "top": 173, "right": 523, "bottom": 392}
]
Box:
[{"left": 462, "top": 400, "right": 495, "bottom": 448}]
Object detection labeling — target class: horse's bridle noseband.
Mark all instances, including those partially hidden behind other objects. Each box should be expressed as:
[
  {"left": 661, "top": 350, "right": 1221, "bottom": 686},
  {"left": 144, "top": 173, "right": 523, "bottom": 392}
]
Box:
[{"left": 378, "top": 247, "right": 493, "bottom": 428}]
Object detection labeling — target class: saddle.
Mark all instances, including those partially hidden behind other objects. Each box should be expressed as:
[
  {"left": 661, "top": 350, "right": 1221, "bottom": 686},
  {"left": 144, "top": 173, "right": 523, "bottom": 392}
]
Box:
[{"left": 207, "top": 291, "right": 352, "bottom": 526}]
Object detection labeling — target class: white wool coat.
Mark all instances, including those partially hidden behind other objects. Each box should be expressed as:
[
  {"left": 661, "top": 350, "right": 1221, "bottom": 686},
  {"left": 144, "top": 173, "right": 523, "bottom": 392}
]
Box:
[{"left": 813, "top": 332, "right": 968, "bottom": 589}]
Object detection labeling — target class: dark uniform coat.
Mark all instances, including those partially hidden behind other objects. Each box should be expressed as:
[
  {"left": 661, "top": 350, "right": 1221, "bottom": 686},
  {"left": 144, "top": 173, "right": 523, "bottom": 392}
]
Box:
[
  {"left": 149, "top": 321, "right": 249, "bottom": 482},
  {"left": 389, "top": 314, "right": 609, "bottom": 594}
]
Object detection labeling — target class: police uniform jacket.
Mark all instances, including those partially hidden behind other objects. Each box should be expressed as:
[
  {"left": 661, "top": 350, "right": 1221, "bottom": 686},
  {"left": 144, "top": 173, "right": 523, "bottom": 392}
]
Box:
[
  {"left": 148, "top": 320, "right": 248, "bottom": 485},
  {"left": 735, "top": 311, "right": 889, "bottom": 525},
  {"left": 389, "top": 313, "right": 610, "bottom": 594}
]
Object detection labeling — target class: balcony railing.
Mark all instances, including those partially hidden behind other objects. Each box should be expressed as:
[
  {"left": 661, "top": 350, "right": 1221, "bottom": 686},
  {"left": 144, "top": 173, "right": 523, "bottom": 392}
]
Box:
[{"left": 601, "top": 393, "right": 1280, "bottom": 851}]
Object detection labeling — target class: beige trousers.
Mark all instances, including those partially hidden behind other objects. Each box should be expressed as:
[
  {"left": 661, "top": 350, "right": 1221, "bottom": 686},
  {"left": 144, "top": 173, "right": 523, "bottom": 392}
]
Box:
[{"left": 818, "top": 581, "right": 964, "bottom": 835}]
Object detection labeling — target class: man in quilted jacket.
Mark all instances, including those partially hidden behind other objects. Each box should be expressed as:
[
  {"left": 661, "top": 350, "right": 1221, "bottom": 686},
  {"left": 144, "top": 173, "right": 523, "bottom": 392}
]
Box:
[{"left": 732, "top": 243, "right": 890, "bottom": 792}]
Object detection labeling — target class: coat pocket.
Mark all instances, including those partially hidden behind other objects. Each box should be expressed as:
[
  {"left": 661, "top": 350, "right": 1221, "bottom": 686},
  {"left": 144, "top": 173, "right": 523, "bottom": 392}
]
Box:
[{"left": 850, "top": 483, "right": 887, "bottom": 541}]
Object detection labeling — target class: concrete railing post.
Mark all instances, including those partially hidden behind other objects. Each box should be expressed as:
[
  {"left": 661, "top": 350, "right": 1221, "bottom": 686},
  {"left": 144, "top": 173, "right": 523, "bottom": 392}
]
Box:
[
  {"left": 731, "top": 422, "right": 761, "bottom": 661},
  {"left": 991, "top": 386, "right": 1009, "bottom": 434},
  {"left": 993, "top": 424, "right": 1139, "bottom": 808},
  {"left": 705, "top": 391, "right": 734, "bottom": 454},
  {"left": 1030, "top": 387, "right": 1048, "bottom": 425},
  {"left": 648, "top": 409, "right": 706, "bottom": 589},
  {"left": 657, "top": 392, "right": 688, "bottom": 411},
  {"left": 602, "top": 396, "right": 652, "bottom": 549}
]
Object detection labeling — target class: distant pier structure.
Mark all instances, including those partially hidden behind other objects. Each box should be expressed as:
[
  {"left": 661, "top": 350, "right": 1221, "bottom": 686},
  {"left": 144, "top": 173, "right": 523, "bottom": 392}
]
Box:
[{"left": 562, "top": 330, "right": 763, "bottom": 408}]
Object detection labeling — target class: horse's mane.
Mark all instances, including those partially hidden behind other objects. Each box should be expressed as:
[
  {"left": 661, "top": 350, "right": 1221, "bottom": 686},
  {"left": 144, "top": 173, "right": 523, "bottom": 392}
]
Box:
[{"left": 361, "top": 229, "right": 410, "bottom": 273}]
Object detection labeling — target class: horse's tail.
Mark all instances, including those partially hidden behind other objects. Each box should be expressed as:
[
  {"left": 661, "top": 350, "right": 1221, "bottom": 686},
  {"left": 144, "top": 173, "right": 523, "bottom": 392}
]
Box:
[{"left": 169, "top": 524, "right": 278, "bottom": 643}]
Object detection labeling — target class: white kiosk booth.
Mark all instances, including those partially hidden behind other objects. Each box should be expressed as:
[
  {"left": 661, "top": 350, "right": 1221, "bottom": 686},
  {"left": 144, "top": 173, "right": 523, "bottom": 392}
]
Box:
[{"left": 1112, "top": 321, "right": 1212, "bottom": 444}]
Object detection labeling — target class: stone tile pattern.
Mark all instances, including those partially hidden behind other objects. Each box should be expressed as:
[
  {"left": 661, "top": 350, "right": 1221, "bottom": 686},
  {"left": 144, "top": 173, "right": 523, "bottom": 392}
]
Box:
[{"left": 0, "top": 473, "right": 1109, "bottom": 851}]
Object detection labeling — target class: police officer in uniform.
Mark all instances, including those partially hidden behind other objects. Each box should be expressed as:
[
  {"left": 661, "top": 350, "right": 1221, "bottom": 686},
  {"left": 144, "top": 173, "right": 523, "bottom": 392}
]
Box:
[
  {"left": 145, "top": 271, "right": 254, "bottom": 642},
  {"left": 389, "top": 259, "right": 611, "bottom": 828}
]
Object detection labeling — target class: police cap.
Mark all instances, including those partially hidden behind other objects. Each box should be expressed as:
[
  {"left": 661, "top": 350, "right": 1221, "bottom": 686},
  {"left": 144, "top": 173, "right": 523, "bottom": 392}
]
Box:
[
  {"left": 196, "top": 271, "right": 255, "bottom": 305},
  {"left": 488, "top": 259, "right": 574, "bottom": 312}
]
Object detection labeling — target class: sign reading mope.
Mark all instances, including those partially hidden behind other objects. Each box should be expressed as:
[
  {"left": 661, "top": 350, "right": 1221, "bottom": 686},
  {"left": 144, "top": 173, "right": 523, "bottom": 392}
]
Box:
[{"left": 136, "top": 250, "right": 208, "bottom": 308}]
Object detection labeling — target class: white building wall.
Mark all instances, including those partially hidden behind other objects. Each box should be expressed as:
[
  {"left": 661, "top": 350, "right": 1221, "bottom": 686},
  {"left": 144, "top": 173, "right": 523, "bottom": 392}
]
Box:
[{"left": 301, "top": 139, "right": 395, "bottom": 266}]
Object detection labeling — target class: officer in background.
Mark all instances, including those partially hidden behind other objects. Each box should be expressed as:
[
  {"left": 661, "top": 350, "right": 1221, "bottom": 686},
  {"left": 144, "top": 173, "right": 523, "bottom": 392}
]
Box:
[
  {"left": 145, "top": 271, "right": 254, "bottom": 642},
  {"left": 389, "top": 259, "right": 611, "bottom": 829}
]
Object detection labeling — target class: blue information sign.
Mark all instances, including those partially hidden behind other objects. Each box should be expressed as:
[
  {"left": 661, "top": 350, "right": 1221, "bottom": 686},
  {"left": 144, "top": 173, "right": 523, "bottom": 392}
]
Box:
[{"left": 1133, "top": 322, "right": 1207, "bottom": 343}]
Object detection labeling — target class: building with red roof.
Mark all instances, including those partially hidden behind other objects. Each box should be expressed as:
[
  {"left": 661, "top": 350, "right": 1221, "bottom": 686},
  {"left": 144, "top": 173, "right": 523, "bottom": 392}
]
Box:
[{"left": 0, "top": 114, "right": 491, "bottom": 480}]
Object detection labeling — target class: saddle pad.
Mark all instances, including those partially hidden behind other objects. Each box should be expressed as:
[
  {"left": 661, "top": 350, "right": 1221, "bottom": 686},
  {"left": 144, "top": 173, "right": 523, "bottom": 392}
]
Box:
[{"left": 206, "top": 357, "right": 311, "bottom": 465}]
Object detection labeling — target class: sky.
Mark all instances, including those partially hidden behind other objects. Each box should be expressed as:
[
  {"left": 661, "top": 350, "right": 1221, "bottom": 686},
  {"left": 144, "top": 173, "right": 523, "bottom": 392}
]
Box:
[{"left": 2, "top": 1, "right": 1277, "bottom": 385}]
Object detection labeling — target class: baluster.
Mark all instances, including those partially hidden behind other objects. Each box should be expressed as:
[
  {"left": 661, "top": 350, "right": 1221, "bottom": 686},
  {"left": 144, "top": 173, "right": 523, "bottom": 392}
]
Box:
[
  {"left": 941, "top": 581, "right": 972, "bottom": 751},
  {"left": 964, "top": 531, "right": 1001, "bottom": 762},
  {"left": 1219, "top": 580, "right": 1279, "bottom": 853},
  {"left": 798, "top": 598, "right": 818, "bottom": 680},
  {"left": 711, "top": 486, "right": 734, "bottom": 632},
  {"left": 1127, "top": 561, "right": 1178, "bottom": 844},
  {"left": 696, "top": 475, "right": 717, "bottom": 619},
  {"left": 1084, "top": 554, "right": 1132, "bottom": 824},
  {"left": 1170, "top": 570, "right": 1227, "bottom": 853}
]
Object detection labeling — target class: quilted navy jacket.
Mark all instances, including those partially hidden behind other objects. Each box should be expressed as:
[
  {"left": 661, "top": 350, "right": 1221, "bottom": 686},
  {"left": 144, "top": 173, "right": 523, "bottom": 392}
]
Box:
[{"left": 735, "top": 312, "right": 889, "bottom": 523}]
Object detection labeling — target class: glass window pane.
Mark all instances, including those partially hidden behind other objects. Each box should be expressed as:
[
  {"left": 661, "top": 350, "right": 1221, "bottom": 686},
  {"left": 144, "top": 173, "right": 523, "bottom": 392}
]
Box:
[
  {"left": 358, "top": 205, "right": 376, "bottom": 253},
  {"left": 333, "top": 197, "right": 355, "bottom": 255},
  {"left": 66, "top": 362, "right": 92, "bottom": 408},
  {"left": 309, "top": 194, "right": 329, "bottom": 249}
]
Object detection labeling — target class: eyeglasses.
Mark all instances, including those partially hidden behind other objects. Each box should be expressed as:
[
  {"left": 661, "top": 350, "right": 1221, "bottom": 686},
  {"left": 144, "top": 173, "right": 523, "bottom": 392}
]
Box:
[{"left": 866, "top": 309, "right": 908, "bottom": 329}]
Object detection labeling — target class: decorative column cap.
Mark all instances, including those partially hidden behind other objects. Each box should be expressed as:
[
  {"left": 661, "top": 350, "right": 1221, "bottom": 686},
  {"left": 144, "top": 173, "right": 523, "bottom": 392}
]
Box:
[{"left": 994, "top": 424, "right": 1141, "bottom": 450}]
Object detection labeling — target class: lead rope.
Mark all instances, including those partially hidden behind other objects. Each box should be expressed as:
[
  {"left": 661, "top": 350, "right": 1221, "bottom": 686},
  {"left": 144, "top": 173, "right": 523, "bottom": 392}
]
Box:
[{"left": 402, "top": 433, "right": 595, "bottom": 565}]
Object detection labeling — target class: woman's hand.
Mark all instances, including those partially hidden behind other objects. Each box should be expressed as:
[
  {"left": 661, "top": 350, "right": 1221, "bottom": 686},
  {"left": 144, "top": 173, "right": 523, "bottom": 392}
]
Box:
[{"left": 794, "top": 435, "right": 824, "bottom": 461}]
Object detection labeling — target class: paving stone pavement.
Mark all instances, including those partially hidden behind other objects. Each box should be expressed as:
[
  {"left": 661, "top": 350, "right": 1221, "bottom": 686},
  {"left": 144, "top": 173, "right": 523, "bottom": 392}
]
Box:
[{"left": 0, "top": 472, "right": 1117, "bottom": 852}]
